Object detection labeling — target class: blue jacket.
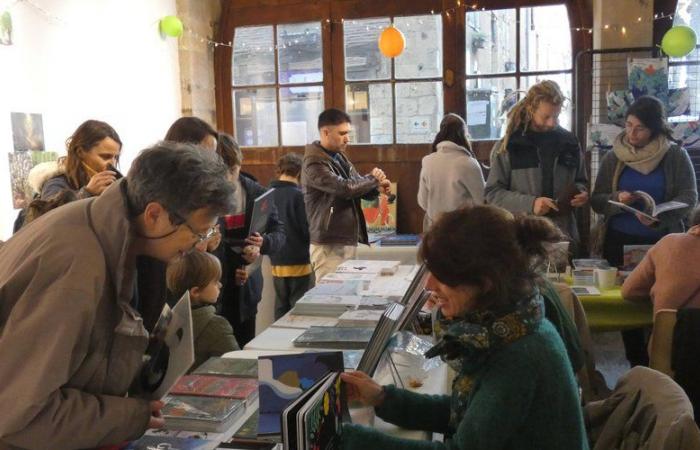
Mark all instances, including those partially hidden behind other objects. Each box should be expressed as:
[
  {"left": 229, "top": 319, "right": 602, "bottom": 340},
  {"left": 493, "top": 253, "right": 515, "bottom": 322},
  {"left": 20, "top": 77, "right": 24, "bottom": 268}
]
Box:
[{"left": 268, "top": 180, "right": 310, "bottom": 267}]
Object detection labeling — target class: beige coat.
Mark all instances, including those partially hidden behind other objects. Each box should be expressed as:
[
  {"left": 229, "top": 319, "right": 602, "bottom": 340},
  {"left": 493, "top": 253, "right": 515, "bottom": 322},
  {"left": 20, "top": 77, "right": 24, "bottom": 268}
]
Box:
[{"left": 0, "top": 180, "right": 151, "bottom": 449}]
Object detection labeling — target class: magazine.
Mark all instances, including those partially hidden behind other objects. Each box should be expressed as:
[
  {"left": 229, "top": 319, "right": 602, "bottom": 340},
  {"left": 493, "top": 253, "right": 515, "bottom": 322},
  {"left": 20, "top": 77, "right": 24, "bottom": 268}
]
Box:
[
  {"left": 608, "top": 190, "right": 688, "bottom": 221},
  {"left": 138, "top": 292, "right": 194, "bottom": 400}
]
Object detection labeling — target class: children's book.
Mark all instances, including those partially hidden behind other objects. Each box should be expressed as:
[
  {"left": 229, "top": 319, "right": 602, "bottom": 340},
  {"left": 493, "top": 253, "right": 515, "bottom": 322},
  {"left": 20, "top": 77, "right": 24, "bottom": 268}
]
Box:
[
  {"left": 226, "top": 410, "right": 278, "bottom": 449},
  {"left": 357, "top": 302, "right": 405, "bottom": 376},
  {"left": 192, "top": 357, "right": 258, "bottom": 378},
  {"left": 161, "top": 395, "right": 245, "bottom": 432},
  {"left": 257, "top": 351, "right": 343, "bottom": 435},
  {"left": 169, "top": 375, "right": 258, "bottom": 405},
  {"left": 138, "top": 292, "right": 195, "bottom": 400},
  {"left": 124, "top": 435, "right": 218, "bottom": 450},
  {"left": 608, "top": 190, "right": 688, "bottom": 221},
  {"left": 281, "top": 372, "right": 346, "bottom": 450}
]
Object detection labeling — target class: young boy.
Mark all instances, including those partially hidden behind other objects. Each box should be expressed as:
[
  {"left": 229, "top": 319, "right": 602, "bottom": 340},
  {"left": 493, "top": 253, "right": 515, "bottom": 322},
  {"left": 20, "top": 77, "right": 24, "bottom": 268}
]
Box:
[
  {"left": 269, "top": 152, "right": 314, "bottom": 319},
  {"left": 166, "top": 251, "right": 240, "bottom": 370}
]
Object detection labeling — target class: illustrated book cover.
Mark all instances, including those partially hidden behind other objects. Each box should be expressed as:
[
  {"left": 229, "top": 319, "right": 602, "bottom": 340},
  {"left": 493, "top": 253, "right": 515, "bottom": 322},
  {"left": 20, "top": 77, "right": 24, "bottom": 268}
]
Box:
[
  {"left": 169, "top": 375, "right": 258, "bottom": 404},
  {"left": 192, "top": 357, "right": 258, "bottom": 378},
  {"left": 161, "top": 395, "right": 245, "bottom": 432}
]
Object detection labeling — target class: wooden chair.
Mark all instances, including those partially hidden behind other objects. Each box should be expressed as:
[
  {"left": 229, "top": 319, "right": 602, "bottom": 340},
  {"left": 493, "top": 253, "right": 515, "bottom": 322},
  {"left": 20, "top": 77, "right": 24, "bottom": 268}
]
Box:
[{"left": 649, "top": 309, "right": 678, "bottom": 378}]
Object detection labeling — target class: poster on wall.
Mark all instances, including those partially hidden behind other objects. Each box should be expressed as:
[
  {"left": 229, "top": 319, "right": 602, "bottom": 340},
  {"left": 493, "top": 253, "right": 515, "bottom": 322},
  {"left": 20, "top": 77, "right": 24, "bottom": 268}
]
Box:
[
  {"left": 627, "top": 58, "right": 669, "bottom": 104},
  {"left": 11, "top": 112, "right": 45, "bottom": 152},
  {"left": 8, "top": 151, "right": 58, "bottom": 209},
  {"left": 361, "top": 182, "right": 397, "bottom": 234}
]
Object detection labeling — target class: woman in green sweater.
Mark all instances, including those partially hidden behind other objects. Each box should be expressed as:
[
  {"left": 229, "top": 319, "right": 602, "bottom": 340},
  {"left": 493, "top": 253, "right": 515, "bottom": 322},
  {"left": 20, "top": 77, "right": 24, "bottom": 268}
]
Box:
[{"left": 341, "top": 204, "right": 588, "bottom": 450}]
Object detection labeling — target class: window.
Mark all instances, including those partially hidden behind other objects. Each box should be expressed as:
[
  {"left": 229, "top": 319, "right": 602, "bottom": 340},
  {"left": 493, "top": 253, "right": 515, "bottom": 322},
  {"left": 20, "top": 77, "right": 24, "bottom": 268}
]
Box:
[
  {"left": 466, "top": 5, "right": 573, "bottom": 140},
  {"left": 344, "top": 15, "right": 444, "bottom": 144},
  {"left": 232, "top": 22, "right": 324, "bottom": 147}
]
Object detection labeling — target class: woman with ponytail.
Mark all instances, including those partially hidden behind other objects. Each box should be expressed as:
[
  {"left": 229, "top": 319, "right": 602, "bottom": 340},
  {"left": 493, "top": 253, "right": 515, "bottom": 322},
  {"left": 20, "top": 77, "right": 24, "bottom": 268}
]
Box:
[
  {"left": 591, "top": 95, "right": 697, "bottom": 367},
  {"left": 340, "top": 204, "right": 588, "bottom": 450},
  {"left": 485, "top": 80, "right": 588, "bottom": 248}
]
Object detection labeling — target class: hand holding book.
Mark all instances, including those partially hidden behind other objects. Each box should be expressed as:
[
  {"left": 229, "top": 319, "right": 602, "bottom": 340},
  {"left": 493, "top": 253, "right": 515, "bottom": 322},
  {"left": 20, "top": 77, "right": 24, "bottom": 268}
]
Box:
[{"left": 340, "top": 371, "right": 386, "bottom": 407}]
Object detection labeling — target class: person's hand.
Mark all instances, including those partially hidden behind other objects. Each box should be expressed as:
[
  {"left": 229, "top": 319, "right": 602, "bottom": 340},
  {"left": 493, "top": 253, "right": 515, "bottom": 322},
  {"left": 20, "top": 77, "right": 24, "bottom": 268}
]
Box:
[
  {"left": 379, "top": 179, "right": 392, "bottom": 195},
  {"left": 370, "top": 168, "right": 386, "bottom": 182},
  {"left": 340, "top": 371, "right": 386, "bottom": 407},
  {"left": 635, "top": 212, "right": 658, "bottom": 228},
  {"left": 242, "top": 245, "right": 260, "bottom": 264},
  {"left": 235, "top": 267, "right": 248, "bottom": 285},
  {"left": 148, "top": 400, "right": 165, "bottom": 429},
  {"left": 245, "top": 232, "right": 264, "bottom": 248},
  {"left": 570, "top": 191, "right": 589, "bottom": 207},
  {"left": 84, "top": 171, "right": 117, "bottom": 196},
  {"left": 206, "top": 225, "right": 222, "bottom": 252},
  {"left": 689, "top": 225, "right": 700, "bottom": 237},
  {"left": 617, "top": 191, "right": 635, "bottom": 205},
  {"left": 533, "top": 197, "right": 558, "bottom": 216}
]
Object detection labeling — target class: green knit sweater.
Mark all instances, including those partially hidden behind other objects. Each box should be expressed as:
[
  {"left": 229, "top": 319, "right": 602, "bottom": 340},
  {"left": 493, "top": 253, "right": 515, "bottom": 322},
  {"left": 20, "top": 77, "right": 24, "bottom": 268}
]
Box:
[{"left": 341, "top": 320, "right": 588, "bottom": 450}]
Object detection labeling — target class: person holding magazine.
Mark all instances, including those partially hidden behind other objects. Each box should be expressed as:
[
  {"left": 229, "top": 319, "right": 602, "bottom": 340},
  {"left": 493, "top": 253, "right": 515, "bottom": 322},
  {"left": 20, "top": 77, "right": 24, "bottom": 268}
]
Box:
[
  {"left": 341, "top": 205, "right": 587, "bottom": 450},
  {"left": 591, "top": 95, "right": 697, "bottom": 366}
]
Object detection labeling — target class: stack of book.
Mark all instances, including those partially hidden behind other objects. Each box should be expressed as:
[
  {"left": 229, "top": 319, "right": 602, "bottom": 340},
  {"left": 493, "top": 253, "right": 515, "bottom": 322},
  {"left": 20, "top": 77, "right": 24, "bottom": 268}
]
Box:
[
  {"left": 169, "top": 374, "right": 259, "bottom": 406},
  {"left": 335, "top": 259, "right": 401, "bottom": 276},
  {"left": 292, "top": 326, "right": 375, "bottom": 349},
  {"left": 336, "top": 309, "right": 384, "bottom": 327},
  {"left": 160, "top": 395, "right": 245, "bottom": 433},
  {"left": 290, "top": 294, "right": 362, "bottom": 317},
  {"left": 192, "top": 357, "right": 258, "bottom": 378},
  {"left": 357, "top": 302, "right": 405, "bottom": 375}
]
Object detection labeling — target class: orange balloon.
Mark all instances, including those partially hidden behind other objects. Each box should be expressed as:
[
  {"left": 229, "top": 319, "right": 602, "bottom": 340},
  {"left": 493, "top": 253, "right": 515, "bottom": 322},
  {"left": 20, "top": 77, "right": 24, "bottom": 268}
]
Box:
[{"left": 378, "top": 25, "right": 405, "bottom": 58}]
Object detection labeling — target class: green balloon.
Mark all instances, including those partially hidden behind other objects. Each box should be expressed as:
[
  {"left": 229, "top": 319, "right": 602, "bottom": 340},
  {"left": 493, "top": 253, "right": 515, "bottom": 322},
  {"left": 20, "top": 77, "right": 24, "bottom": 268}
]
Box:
[
  {"left": 160, "top": 15, "right": 183, "bottom": 38},
  {"left": 661, "top": 25, "right": 697, "bottom": 57}
]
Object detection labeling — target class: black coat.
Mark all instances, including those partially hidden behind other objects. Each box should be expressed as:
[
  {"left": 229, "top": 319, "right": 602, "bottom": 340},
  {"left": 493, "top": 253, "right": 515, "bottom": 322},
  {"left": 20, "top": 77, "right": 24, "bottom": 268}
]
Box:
[
  {"left": 268, "top": 180, "right": 310, "bottom": 266},
  {"left": 213, "top": 175, "right": 285, "bottom": 323}
]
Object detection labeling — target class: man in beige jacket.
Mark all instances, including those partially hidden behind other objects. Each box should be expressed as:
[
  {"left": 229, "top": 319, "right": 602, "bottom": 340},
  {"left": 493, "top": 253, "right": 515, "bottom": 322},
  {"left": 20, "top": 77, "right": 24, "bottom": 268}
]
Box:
[{"left": 0, "top": 143, "right": 234, "bottom": 449}]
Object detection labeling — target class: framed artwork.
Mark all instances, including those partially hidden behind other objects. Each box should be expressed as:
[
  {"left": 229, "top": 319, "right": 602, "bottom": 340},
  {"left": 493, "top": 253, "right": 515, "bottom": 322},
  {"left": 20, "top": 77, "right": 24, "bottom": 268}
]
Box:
[{"left": 11, "top": 112, "right": 45, "bottom": 152}]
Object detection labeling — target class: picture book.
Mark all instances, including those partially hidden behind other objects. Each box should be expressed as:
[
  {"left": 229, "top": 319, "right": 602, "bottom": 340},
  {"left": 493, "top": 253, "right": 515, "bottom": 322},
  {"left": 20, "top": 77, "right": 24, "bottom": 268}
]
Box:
[
  {"left": 124, "top": 435, "right": 218, "bottom": 450},
  {"left": 227, "top": 410, "right": 278, "bottom": 449},
  {"left": 169, "top": 375, "right": 258, "bottom": 404},
  {"left": 138, "top": 292, "right": 194, "bottom": 401},
  {"left": 608, "top": 190, "right": 688, "bottom": 221},
  {"left": 281, "top": 372, "right": 346, "bottom": 450},
  {"left": 335, "top": 259, "right": 400, "bottom": 275},
  {"left": 161, "top": 395, "right": 245, "bottom": 432},
  {"left": 292, "top": 326, "right": 374, "bottom": 349},
  {"left": 357, "top": 303, "right": 405, "bottom": 376},
  {"left": 258, "top": 351, "right": 343, "bottom": 435},
  {"left": 192, "top": 357, "right": 258, "bottom": 378}
]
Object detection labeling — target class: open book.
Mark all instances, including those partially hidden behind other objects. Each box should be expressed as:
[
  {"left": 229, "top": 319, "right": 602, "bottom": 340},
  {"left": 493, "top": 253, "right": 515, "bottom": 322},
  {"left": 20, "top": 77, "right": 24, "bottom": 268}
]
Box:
[{"left": 608, "top": 190, "right": 687, "bottom": 221}]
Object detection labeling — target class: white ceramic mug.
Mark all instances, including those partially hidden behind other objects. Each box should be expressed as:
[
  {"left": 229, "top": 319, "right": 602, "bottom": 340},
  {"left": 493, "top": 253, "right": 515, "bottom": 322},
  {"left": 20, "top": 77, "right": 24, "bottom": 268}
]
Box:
[{"left": 595, "top": 267, "right": 617, "bottom": 290}]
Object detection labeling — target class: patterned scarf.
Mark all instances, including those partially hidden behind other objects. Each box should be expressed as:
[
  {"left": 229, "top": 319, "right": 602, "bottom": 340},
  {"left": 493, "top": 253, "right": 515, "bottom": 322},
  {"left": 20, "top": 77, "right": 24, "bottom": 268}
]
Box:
[{"left": 428, "top": 293, "right": 544, "bottom": 432}]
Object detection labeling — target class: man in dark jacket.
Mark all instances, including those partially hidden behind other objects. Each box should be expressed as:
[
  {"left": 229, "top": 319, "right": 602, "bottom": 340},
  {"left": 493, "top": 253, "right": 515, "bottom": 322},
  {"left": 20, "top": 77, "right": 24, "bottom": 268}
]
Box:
[{"left": 302, "top": 108, "right": 392, "bottom": 282}]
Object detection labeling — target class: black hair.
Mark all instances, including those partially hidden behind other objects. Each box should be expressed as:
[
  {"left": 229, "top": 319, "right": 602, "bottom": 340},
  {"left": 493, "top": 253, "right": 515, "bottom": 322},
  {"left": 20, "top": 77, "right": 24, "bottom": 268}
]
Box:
[
  {"left": 626, "top": 96, "right": 674, "bottom": 141},
  {"left": 164, "top": 117, "right": 217, "bottom": 145},
  {"left": 318, "top": 108, "right": 351, "bottom": 129}
]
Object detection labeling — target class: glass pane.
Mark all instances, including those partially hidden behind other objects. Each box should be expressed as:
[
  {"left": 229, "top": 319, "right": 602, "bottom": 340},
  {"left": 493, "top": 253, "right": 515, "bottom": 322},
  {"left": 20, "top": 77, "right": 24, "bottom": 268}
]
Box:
[
  {"left": 395, "top": 15, "right": 443, "bottom": 79},
  {"left": 233, "top": 88, "right": 278, "bottom": 147},
  {"left": 669, "top": 66, "right": 699, "bottom": 119},
  {"left": 395, "top": 82, "right": 443, "bottom": 144},
  {"left": 277, "top": 22, "right": 323, "bottom": 84},
  {"left": 280, "top": 86, "right": 324, "bottom": 146},
  {"left": 522, "top": 74, "right": 572, "bottom": 131},
  {"left": 520, "top": 5, "right": 572, "bottom": 72},
  {"left": 466, "top": 77, "right": 517, "bottom": 140},
  {"left": 466, "top": 9, "right": 516, "bottom": 75},
  {"left": 345, "top": 83, "right": 393, "bottom": 144},
  {"left": 671, "top": 0, "right": 700, "bottom": 62},
  {"left": 232, "top": 26, "right": 275, "bottom": 86},
  {"left": 344, "top": 18, "right": 391, "bottom": 81}
]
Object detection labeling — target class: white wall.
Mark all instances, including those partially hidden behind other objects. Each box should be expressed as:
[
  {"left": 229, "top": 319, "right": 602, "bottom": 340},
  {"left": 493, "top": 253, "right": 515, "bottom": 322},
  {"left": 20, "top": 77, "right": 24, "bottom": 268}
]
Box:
[{"left": 0, "top": 0, "right": 183, "bottom": 239}]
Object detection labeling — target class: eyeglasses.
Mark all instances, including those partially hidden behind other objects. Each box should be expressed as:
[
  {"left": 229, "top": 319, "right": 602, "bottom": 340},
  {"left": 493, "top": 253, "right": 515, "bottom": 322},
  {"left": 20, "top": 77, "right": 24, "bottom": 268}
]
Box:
[{"left": 182, "top": 221, "right": 217, "bottom": 244}]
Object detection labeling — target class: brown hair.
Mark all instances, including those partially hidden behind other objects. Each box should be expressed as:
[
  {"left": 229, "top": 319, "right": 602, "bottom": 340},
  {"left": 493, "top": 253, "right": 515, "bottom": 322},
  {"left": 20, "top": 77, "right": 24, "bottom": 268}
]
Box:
[
  {"left": 626, "top": 96, "right": 675, "bottom": 141},
  {"left": 432, "top": 113, "right": 473, "bottom": 156},
  {"left": 22, "top": 189, "right": 78, "bottom": 227},
  {"left": 164, "top": 117, "right": 217, "bottom": 146},
  {"left": 276, "top": 152, "right": 303, "bottom": 178},
  {"left": 419, "top": 204, "right": 563, "bottom": 310},
  {"left": 498, "top": 80, "right": 566, "bottom": 153},
  {"left": 166, "top": 251, "right": 222, "bottom": 300},
  {"left": 62, "top": 120, "right": 122, "bottom": 189},
  {"left": 216, "top": 132, "right": 243, "bottom": 170}
]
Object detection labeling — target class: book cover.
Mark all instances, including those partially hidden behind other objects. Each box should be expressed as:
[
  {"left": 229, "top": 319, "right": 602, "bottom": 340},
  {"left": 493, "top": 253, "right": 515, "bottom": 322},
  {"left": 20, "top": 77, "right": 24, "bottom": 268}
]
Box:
[
  {"left": 170, "top": 375, "right": 258, "bottom": 402},
  {"left": 292, "top": 326, "right": 374, "bottom": 349},
  {"left": 124, "top": 435, "right": 218, "bottom": 450},
  {"left": 335, "top": 259, "right": 400, "bottom": 275},
  {"left": 138, "top": 292, "right": 195, "bottom": 401},
  {"left": 378, "top": 234, "right": 421, "bottom": 247},
  {"left": 161, "top": 395, "right": 245, "bottom": 433},
  {"left": 193, "top": 357, "right": 258, "bottom": 378},
  {"left": 361, "top": 182, "right": 397, "bottom": 233},
  {"left": 246, "top": 188, "right": 276, "bottom": 275},
  {"left": 258, "top": 351, "right": 343, "bottom": 435}
]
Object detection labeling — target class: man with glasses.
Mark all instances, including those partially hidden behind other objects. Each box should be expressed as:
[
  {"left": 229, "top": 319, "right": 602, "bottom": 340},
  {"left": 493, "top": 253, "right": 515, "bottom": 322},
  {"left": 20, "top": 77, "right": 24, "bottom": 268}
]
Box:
[{"left": 0, "top": 143, "right": 234, "bottom": 449}]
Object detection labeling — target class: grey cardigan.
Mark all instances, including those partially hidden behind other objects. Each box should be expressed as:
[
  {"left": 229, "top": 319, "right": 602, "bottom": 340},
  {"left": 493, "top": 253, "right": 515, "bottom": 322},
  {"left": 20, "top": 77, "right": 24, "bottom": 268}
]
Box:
[{"left": 590, "top": 144, "right": 697, "bottom": 234}]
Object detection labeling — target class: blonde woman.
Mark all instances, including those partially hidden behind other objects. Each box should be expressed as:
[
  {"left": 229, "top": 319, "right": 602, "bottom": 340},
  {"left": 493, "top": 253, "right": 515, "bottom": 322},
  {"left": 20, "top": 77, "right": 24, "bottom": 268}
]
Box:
[{"left": 485, "top": 80, "right": 588, "bottom": 247}]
